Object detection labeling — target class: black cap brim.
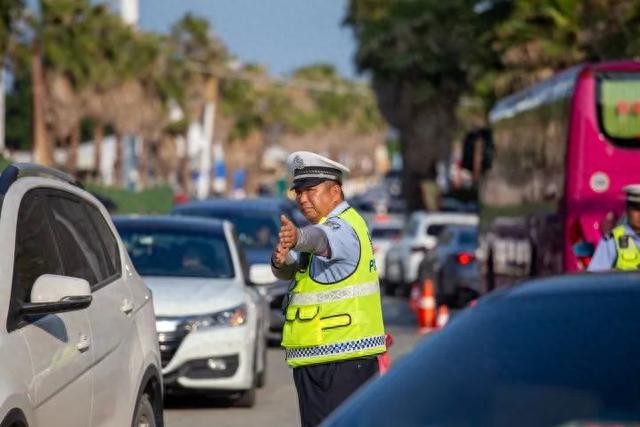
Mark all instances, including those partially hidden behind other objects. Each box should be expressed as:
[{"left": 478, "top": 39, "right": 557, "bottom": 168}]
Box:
[
  {"left": 627, "top": 200, "right": 640, "bottom": 210},
  {"left": 290, "top": 177, "right": 339, "bottom": 190}
]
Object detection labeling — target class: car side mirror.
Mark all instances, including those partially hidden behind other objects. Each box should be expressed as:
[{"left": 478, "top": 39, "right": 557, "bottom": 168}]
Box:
[
  {"left": 572, "top": 241, "right": 595, "bottom": 258},
  {"left": 21, "top": 274, "right": 92, "bottom": 316},
  {"left": 249, "top": 264, "right": 277, "bottom": 286}
]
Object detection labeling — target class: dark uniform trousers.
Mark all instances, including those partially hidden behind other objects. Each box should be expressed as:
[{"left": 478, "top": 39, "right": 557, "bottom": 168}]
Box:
[{"left": 293, "top": 356, "right": 379, "bottom": 427}]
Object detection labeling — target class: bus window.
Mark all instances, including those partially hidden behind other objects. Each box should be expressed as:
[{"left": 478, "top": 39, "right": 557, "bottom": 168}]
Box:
[{"left": 597, "top": 73, "right": 640, "bottom": 147}]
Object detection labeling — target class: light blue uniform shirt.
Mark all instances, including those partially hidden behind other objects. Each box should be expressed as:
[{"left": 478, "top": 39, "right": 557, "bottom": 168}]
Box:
[
  {"left": 587, "top": 223, "right": 640, "bottom": 271},
  {"left": 289, "top": 201, "right": 361, "bottom": 284}
]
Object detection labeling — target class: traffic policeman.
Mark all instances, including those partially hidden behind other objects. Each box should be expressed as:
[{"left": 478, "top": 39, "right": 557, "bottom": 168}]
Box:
[
  {"left": 588, "top": 184, "right": 640, "bottom": 271},
  {"left": 271, "top": 151, "right": 386, "bottom": 427}
]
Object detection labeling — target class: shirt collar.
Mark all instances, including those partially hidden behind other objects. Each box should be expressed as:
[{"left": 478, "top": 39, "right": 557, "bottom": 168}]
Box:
[
  {"left": 623, "top": 223, "right": 640, "bottom": 239},
  {"left": 327, "top": 201, "right": 350, "bottom": 218}
]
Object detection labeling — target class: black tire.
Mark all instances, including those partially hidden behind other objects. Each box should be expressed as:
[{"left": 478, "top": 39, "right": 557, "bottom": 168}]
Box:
[
  {"left": 383, "top": 279, "right": 397, "bottom": 296},
  {"left": 132, "top": 394, "right": 157, "bottom": 427},
  {"left": 232, "top": 388, "right": 256, "bottom": 408},
  {"left": 0, "top": 409, "right": 28, "bottom": 427}
]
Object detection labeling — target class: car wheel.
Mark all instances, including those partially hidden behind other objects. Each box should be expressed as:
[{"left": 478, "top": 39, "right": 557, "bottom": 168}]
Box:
[{"left": 132, "top": 394, "right": 157, "bottom": 427}]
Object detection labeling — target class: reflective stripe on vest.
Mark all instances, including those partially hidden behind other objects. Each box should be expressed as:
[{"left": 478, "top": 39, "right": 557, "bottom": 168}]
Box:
[
  {"left": 281, "top": 207, "right": 386, "bottom": 367},
  {"left": 285, "top": 335, "right": 386, "bottom": 362},
  {"left": 288, "top": 281, "right": 379, "bottom": 306},
  {"left": 613, "top": 225, "right": 640, "bottom": 270}
]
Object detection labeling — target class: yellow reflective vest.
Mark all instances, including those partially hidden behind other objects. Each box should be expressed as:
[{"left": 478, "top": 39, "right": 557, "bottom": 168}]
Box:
[
  {"left": 612, "top": 225, "right": 640, "bottom": 270},
  {"left": 281, "top": 207, "right": 386, "bottom": 367}
]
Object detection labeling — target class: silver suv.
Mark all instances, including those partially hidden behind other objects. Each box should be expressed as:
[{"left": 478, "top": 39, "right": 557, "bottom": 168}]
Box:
[{"left": 0, "top": 163, "right": 163, "bottom": 427}]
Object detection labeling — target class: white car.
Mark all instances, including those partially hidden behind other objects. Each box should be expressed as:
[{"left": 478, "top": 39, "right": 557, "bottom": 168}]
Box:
[
  {"left": 367, "top": 214, "right": 403, "bottom": 284},
  {"left": 114, "top": 215, "right": 269, "bottom": 407},
  {"left": 0, "top": 163, "right": 163, "bottom": 427},
  {"left": 385, "top": 211, "right": 479, "bottom": 295}
]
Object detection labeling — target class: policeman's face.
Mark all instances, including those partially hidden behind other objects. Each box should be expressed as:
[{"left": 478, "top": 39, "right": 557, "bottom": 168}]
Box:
[
  {"left": 627, "top": 203, "right": 640, "bottom": 233},
  {"left": 295, "top": 181, "right": 342, "bottom": 224}
]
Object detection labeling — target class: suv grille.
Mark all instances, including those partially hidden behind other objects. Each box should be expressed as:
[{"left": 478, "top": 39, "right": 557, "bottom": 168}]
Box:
[{"left": 156, "top": 320, "right": 190, "bottom": 368}]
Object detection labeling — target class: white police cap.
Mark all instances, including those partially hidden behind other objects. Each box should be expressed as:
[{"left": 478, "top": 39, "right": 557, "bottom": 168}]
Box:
[
  {"left": 287, "top": 151, "right": 350, "bottom": 190},
  {"left": 623, "top": 184, "right": 640, "bottom": 204}
]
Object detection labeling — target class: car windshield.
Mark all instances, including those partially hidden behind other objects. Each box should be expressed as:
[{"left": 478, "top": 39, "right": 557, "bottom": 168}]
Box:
[
  {"left": 458, "top": 230, "right": 478, "bottom": 245},
  {"left": 234, "top": 215, "right": 280, "bottom": 249},
  {"left": 118, "top": 228, "right": 234, "bottom": 279},
  {"left": 177, "top": 209, "right": 281, "bottom": 250},
  {"left": 403, "top": 218, "right": 419, "bottom": 237},
  {"left": 426, "top": 224, "right": 446, "bottom": 237}
]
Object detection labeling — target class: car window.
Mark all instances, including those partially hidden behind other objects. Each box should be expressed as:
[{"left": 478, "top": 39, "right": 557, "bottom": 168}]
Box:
[
  {"left": 437, "top": 230, "right": 454, "bottom": 245},
  {"left": 425, "top": 224, "right": 446, "bottom": 237},
  {"left": 118, "top": 228, "right": 235, "bottom": 279},
  {"left": 232, "top": 215, "right": 280, "bottom": 250},
  {"left": 48, "top": 195, "right": 111, "bottom": 287},
  {"left": 458, "top": 230, "right": 478, "bottom": 245},
  {"left": 87, "top": 205, "right": 121, "bottom": 278},
  {"left": 12, "top": 191, "right": 64, "bottom": 306},
  {"left": 403, "top": 218, "right": 419, "bottom": 237},
  {"left": 177, "top": 208, "right": 280, "bottom": 250}
]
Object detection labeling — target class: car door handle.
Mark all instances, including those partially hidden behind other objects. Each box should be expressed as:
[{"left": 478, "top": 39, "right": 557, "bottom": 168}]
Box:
[
  {"left": 121, "top": 299, "right": 134, "bottom": 315},
  {"left": 76, "top": 335, "right": 90, "bottom": 352}
]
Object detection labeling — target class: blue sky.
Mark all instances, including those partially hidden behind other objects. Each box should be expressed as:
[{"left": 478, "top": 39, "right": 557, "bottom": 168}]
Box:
[{"left": 137, "top": 0, "right": 360, "bottom": 79}]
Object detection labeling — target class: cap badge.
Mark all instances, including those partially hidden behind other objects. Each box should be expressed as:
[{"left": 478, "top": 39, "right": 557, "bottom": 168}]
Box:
[{"left": 293, "top": 155, "right": 305, "bottom": 171}]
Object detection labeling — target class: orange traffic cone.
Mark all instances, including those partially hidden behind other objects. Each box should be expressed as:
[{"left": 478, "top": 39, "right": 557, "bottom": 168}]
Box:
[
  {"left": 416, "top": 279, "right": 436, "bottom": 333},
  {"left": 436, "top": 305, "right": 450, "bottom": 329}
]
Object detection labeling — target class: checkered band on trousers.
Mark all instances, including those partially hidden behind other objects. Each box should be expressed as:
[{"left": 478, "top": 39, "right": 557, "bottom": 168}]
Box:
[{"left": 285, "top": 335, "right": 386, "bottom": 361}]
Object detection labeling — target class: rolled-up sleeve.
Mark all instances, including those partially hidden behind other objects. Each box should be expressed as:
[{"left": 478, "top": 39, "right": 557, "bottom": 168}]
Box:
[
  {"left": 311, "top": 218, "right": 360, "bottom": 283},
  {"left": 587, "top": 238, "right": 616, "bottom": 272}
]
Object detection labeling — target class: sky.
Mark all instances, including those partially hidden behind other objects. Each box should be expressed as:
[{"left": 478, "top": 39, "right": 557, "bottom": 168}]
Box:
[{"left": 136, "top": 0, "right": 360, "bottom": 80}]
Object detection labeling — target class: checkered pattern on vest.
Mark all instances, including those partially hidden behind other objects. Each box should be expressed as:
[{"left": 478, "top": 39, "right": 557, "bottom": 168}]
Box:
[{"left": 285, "top": 335, "right": 386, "bottom": 361}]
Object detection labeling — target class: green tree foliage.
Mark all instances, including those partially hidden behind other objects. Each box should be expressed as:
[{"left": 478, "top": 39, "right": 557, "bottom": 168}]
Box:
[
  {"left": 162, "top": 14, "right": 227, "bottom": 117},
  {"left": 346, "top": 0, "right": 501, "bottom": 210},
  {"left": 5, "top": 66, "right": 32, "bottom": 149},
  {"left": 346, "top": 0, "right": 640, "bottom": 211},
  {"left": 0, "top": 0, "right": 24, "bottom": 58},
  {"left": 220, "top": 63, "right": 383, "bottom": 141},
  {"left": 290, "top": 64, "right": 383, "bottom": 133},
  {"left": 492, "top": 0, "right": 640, "bottom": 94}
]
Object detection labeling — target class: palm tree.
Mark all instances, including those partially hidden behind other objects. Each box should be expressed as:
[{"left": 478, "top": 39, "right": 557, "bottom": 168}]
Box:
[
  {"left": 161, "top": 14, "right": 227, "bottom": 194},
  {"left": 29, "top": 0, "right": 104, "bottom": 170},
  {"left": 0, "top": 0, "right": 25, "bottom": 153},
  {"left": 345, "top": 0, "right": 494, "bottom": 211}
]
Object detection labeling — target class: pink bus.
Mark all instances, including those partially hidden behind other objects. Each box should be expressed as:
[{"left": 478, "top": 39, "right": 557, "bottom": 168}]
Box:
[{"left": 479, "top": 60, "right": 640, "bottom": 289}]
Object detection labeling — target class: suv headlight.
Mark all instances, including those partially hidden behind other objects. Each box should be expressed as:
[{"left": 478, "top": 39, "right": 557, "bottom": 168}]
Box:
[{"left": 186, "top": 303, "right": 248, "bottom": 331}]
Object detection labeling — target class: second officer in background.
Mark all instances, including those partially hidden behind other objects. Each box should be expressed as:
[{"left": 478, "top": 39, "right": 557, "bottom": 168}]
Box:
[{"left": 588, "top": 184, "right": 640, "bottom": 271}]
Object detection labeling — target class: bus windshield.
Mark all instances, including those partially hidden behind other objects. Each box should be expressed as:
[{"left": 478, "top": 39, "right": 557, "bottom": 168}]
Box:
[{"left": 597, "top": 73, "right": 640, "bottom": 147}]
